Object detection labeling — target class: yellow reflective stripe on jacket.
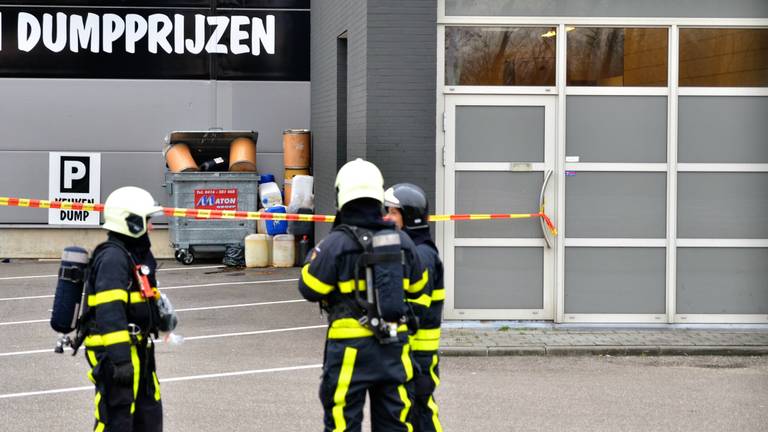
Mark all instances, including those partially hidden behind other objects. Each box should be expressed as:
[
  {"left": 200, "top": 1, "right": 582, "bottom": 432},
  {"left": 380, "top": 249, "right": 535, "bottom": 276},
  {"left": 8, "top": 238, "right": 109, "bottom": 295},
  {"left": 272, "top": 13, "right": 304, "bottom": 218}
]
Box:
[
  {"left": 88, "top": 290, "right": 147, "bottom": 307},
  {"left": 401, "top": 343, "right": 414, "bottom": 381},
  {"left": 406, "top": 269, "right": 429, "bottom": 294},
  {"left": 407, "top": 293, "right": 431, "bottom": 308},
  {"left": 94, "top": 392, "right": 102, "bottom": 421},
  {"left": 130, "top": 291, "right": 148, "bottom": 303},
  {"left": 328, "top": 318, "right": 408, "bottom": 339},
  {"left": 84, "top": 330, "right": 139, "bottom": 347},
  {"left": 130, "top": 345, "right": 140, "bottom": 414},
  {"left": 301, "top": 264, "right": 334, "bottom": 295},
  {"left": 431, "top": 288, "right": 445, "bottom": 301},
  {"left": 88, "top": 289, "right": 127, "bottom": 306},
  {"left": 338, "top": 279, "right": 366, "bottom": 294},
  {"left": 411, "top": 328, "right": 441, "bottom": 351},
  {"left": 152, "top": 372, "right": 162, "bottom": 401},
  {"left": 411, "top": 338, "right": 440, "bottom": 351},
  {"left": 332, "top": 346, "right": 357, "bottom": 432},
  {"left": 415, "top": 328, "right": 441, "bottom": 340},
  {"left": 397, "top": 384, "right": 414, "bottom": 432}
]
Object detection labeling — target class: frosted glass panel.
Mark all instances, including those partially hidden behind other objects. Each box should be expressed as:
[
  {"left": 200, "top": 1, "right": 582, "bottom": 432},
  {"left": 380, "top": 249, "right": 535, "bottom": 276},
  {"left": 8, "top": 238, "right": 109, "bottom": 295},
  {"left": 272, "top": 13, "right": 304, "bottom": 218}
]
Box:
[
  {"left": 678, "top": 248, "right": 768, "bottom": 314},
  {"left": 565, "top": 248, "right": 666, "bottom": 314},
  {"left": 455, "top": 247, "right": 543, "bottom": 309}
]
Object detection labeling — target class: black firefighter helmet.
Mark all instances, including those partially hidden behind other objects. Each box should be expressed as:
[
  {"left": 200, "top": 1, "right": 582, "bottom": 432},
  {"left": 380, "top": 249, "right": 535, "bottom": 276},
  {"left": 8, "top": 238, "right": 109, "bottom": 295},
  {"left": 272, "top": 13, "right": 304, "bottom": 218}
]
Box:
[{"left": 384, "top": 183, "right": 429, "bottom": 230}]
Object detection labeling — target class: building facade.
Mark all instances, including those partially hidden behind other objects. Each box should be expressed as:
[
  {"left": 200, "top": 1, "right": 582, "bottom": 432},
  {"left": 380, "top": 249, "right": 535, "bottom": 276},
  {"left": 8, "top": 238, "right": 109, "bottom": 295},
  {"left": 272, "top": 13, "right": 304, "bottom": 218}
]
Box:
[
  {"left": 311, "top": 0, "right": 768, "bottom": 324},
  {"left": 0, "top": 1, "right": 310, "bottom": 257}
]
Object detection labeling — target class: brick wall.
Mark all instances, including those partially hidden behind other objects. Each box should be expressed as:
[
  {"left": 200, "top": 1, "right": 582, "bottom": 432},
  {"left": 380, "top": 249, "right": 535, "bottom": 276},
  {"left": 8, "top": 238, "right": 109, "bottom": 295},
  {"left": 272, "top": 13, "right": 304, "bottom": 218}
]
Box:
[
  {"left": 311, "top": 0, "right": 368, "bottom": 238},
  {"left": 312, "top": 0, "right": 437, "bottom": 238}
]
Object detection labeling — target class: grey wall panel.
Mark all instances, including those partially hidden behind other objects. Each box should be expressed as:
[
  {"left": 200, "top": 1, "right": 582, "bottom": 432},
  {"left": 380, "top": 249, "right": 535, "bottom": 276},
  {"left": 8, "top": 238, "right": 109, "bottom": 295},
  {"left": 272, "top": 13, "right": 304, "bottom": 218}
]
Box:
[
  {"left": 0, "top": 77, "right": 310, "bottom": 225},
  {"left": 566, "top": 172, "right": 666, "bottom": 238},
  {"left": 565, "top": 247, "right": 666, "bottom": 314},
  {"left": 679, "top": 97, "right": 768, "bottom": 163},
  {"left": 446, "top": 0, "right": 768, "bottom": 18},
  {"left": 310, "top": 0, "right": 368, "bottom": 240},
  {"left": 455, "top": 246, "right": 543, "bottom": 309},
  {"left": 678, "top": 248, "right": 768, "bottom": 314},
  {"left": 0, "top": 152, "right": 48, "bottom": 223},
  {"left": 0, "top": 79, "right": 213, "bottom": 152},
  {"left": 455, "top": 172, "right": 543, "bottom": 238},
  {"left": 678, "top": 173, "right": 768, "bottom": 239},
  {"left": 225, "top": 81, "right": 311, "bottom": 153},
  {"left": 456, "top": 106, "right": 544, "bottom": 163},
  {"left": 566, "top": 96, "right": 667, "bottom": 163}
]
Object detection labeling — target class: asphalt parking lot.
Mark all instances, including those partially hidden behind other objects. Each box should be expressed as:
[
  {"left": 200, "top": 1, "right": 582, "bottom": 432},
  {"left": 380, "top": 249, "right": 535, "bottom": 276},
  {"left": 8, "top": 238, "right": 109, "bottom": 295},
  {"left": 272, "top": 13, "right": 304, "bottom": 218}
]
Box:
[{"left": 1, "top": 260, "right": 766, "bottom": 431}]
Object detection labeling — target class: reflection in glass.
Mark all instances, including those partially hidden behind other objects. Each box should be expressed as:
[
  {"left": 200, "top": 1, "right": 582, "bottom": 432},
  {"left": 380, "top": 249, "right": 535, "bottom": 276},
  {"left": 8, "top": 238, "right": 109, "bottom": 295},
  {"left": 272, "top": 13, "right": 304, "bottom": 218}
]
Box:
[
  {"left": 567, "top": 27, "right": 668, "bottom": 86},
  {"left": 446, "top": 27, "right": 556, "bottom": 86},
  {"left": 680, "top": 28, "right": 768, "bottom": 87}
]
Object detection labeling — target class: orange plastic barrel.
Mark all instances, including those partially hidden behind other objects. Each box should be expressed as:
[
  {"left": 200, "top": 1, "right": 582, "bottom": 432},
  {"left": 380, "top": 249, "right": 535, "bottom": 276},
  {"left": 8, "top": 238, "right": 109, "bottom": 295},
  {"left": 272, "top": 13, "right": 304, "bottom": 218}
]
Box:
[
  {"left": 163, "top": 143, "right": 199, "bottom": 172},
  {"left": 229, "top": 137, "right": 257, "bottom": 172},
  {"left": 284, "top": 167, "right": 310, "bottom": 181},
  {"left": 283, "top": 129, "right": 311, "bottom": 168}
]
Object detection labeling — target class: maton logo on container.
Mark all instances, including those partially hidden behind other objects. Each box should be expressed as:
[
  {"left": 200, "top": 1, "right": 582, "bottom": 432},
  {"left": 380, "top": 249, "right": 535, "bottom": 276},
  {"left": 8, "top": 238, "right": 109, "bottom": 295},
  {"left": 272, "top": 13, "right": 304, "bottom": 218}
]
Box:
[{"left": 194, "top": 189, "right": 238, "bottom": 211}]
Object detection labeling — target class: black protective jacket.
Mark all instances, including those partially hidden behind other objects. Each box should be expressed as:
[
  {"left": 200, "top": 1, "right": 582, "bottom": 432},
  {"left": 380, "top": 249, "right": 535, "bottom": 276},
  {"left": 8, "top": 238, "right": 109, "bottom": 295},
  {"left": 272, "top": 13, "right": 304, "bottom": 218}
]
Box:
[
  {"left": 81, "top": 233, "right": 160, "bottom": 365},
  {"left": 405, "top": 228, "right": 445, "bottom": 352},
  {"left": 298, "top": 200, "right": 428, "bottom": 339}
]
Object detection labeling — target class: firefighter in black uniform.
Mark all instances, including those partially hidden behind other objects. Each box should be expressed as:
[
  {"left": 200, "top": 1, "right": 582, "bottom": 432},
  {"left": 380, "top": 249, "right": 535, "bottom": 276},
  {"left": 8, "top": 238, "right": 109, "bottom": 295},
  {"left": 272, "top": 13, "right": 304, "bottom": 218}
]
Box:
[
  {"left": 385, "top": 183, "right": 444, "bottom": 432},
  {"left": 298, "top": 159, "right": 429, "bottom": 432},
  {"left": 82, "top": 187, "right": 166, "bottom": 432}
]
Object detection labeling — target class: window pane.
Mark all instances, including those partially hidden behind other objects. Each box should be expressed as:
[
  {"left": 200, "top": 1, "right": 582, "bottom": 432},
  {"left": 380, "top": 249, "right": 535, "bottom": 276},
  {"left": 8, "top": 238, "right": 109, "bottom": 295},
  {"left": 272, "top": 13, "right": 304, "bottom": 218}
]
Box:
[
  {"left": 455, "top": 172, "right": 543, "bottom": 238},
  {"left": 565, "top": 247, "right": 666, "bottom": 314},
  {"left": 680, "top": 28, "right": 768, "bottom": 87},
  {"left": 678, "top": 248, "right": 768, "bottom": 314},
  {"left": 679, "top": 97, "right": 768, "bottom": 163},
  {"left": 446, "top": 27, "right": 556, "bottom": 86},
  {"left": 566, "top": 173, "right": 667, "bottom": 238},
  {"left": 455, "top": 247, "right": 543, "bottom": 309},
  {"left": 678, "top": 173, "right": 768, "bottom": 238},
  {"left": 445, "top": 0, "right": 768, "bottom": 19},
  {"left": 567, "top": 27, "right": 668, "bottom": 86},
  {"left": 456, "top": 106, "right": 544, "bottom": 163},
  {"left": 566, "top": 96, "right": 667, "bottom": 162}
]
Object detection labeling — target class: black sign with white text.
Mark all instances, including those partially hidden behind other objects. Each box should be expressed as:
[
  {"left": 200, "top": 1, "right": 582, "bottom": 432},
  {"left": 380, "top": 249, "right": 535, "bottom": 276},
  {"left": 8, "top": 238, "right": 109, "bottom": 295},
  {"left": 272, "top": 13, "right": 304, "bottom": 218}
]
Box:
[{"left": 0, "top": 1, "right": 309, "bottom": 80}]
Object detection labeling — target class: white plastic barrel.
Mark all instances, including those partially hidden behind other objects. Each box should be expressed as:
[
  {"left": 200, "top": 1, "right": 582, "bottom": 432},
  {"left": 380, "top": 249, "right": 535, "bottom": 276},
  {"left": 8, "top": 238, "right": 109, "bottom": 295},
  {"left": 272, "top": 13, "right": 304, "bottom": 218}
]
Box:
[
  {"left": 259, "top": 181, "right": 283, "bottom": 209},
  {"left": 244, "top": 234, "right": 269, "bottom": 268},
  {"left": 287, "top": 175, "right": 314, "bottom": 213},
  {"left": 272, "top": 234, "right": 296, "bottom": 267}
]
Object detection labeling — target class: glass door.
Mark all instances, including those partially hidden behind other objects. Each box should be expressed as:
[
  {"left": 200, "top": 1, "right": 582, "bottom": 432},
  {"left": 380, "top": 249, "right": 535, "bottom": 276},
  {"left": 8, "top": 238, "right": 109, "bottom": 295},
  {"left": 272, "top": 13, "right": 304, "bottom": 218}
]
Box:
[{"left": 444, "top": 95, "right": 557, "bottom": 320}]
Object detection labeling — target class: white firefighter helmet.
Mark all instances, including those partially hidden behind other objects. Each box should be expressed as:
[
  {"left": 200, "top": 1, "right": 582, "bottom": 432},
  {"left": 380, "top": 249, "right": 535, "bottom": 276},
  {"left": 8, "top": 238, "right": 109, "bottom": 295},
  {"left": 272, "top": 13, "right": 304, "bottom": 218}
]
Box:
[
  {"left": 102, "top": 187, "right": 164, "bottom": 238},
  {"left": 335, "top": 158, "right": 384, "bottom": 209}
]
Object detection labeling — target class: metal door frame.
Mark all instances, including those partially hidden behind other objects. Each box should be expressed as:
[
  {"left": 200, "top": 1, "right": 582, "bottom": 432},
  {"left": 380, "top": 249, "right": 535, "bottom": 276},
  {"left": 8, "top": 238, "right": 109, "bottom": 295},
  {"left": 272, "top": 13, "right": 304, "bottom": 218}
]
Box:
[{"left": 442, "top": 94, "right": 557, "bottom": 320}]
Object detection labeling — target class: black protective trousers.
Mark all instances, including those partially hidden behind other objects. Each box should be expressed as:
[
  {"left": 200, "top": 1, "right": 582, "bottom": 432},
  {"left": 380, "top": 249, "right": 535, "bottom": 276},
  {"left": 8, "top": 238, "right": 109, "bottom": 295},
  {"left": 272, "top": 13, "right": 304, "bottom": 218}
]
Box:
[
  {"left": 320, "top": 334, "right": 415, "bottom": 432},
  {"left": 411, "top": 351, "right": 442, "bottom": 432},
  {"left": 85, "top": 340, "right": 162, "bottom": 432}
]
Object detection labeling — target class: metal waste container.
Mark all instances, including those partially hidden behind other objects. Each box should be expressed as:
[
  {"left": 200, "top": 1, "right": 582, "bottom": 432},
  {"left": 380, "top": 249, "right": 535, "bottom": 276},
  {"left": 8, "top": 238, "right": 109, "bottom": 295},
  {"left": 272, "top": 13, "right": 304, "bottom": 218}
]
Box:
[{"left": 163, "top": 130, "right": 259, "bottom": 264}]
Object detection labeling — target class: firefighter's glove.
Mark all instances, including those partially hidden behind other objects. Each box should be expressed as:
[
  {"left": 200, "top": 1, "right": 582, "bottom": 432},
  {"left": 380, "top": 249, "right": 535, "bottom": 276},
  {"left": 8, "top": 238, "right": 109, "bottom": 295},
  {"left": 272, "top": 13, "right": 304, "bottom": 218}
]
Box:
[{"left": 112, "top": 362, "right": 134, "bottom": 386}]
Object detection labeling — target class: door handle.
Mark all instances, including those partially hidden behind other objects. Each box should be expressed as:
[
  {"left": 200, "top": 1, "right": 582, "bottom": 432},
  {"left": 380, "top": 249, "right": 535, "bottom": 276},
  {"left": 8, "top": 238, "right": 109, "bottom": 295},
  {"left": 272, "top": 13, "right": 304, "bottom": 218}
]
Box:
[{"left": 539, "top": 169, "right": 554, "bottom": 248}]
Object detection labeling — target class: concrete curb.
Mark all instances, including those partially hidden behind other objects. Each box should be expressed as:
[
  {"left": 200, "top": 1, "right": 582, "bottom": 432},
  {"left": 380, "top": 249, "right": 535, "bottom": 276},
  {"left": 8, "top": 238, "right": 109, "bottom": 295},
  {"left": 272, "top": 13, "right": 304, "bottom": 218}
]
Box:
[{"left": 439, "top": 345, "right": 768, "bottom": 357}]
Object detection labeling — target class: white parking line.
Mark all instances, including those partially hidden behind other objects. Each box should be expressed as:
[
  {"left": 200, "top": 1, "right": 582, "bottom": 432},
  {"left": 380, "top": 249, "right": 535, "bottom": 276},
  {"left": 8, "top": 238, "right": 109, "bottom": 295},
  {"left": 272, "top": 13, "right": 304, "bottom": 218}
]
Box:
[
  {"left": 0, "top": 324, "right": 328, "bottom": 357},
  {"left": 0, "top": 364, "right": 323, "bottom": 399},
  {"left": 0, "top": 278, "right": 299, "bottom": 302},
  {"left": 0, "top": 297, "right": 309, "bottom": 327},
  {"left": 177, "top": 299, "right": 306, "bottom": 312},
  {"left": 0, "top": 318, "right": 48, "bottom": 326},
  {"left": 0, "top": 265, "right": 226, "bottom": 281}
]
